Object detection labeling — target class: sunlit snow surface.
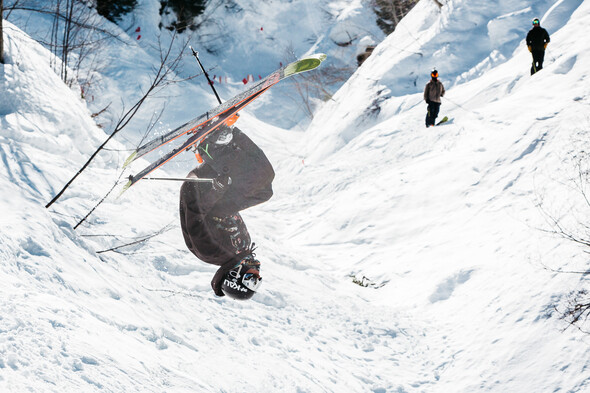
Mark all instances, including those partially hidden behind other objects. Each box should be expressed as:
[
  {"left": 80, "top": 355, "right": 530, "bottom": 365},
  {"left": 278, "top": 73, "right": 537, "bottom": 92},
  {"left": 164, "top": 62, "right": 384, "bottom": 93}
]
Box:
[{"left": 2, "top": 0, "right": 590, "bottom": 392}]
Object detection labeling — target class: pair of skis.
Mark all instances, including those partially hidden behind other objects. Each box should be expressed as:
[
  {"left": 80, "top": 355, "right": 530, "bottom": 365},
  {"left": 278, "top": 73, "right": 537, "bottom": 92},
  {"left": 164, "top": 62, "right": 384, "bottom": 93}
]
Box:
[{"left": 121, "top": 53, "right": 327, "bottom": 194}]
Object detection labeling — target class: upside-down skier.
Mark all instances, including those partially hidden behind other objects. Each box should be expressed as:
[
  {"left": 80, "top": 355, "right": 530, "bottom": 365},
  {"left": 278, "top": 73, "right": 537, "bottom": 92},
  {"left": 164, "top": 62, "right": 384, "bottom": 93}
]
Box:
[{"left": 179, "top": 115, "right": 274, "bottom": 300}]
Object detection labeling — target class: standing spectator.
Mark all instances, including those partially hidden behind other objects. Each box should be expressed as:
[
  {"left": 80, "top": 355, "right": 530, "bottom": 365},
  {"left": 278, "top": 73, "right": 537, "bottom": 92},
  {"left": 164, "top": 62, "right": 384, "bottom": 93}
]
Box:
[
  {"left": 526, "top": 18, "right": 550, "bottom": 75},
  {"left": 424, "top": 69, "right": 445, "bottom": 128}
]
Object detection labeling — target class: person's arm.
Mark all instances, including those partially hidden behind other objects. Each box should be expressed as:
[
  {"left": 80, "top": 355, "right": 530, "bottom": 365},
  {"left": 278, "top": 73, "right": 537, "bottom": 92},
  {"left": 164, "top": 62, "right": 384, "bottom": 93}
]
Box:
[
  {"left": 526, "top": 31, "right": 532, "bottom": 51},
  {"left": 180, "top": 167, "right": 228, "bottom": 218},
  {"left": 441, "top": 83, "right": 445, "bottom": 97},
  {"left": 424, "top": 84, "right": 430, "bottom": 102},
  {"left": 544, "top": 29, "right": 550, "bottom": 47}
]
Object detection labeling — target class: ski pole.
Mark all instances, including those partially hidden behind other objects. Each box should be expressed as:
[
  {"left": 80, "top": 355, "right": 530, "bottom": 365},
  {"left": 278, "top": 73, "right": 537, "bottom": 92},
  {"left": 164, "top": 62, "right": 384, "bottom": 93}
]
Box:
[
  {"left": 189, "top": 46, "right": 222, "bottom": 105},
  {"left": 143, "top": 176, "right": 214, "bottom": 183},
  {"left": 443, "top": 96, "right": 484, "bottom": 120}
]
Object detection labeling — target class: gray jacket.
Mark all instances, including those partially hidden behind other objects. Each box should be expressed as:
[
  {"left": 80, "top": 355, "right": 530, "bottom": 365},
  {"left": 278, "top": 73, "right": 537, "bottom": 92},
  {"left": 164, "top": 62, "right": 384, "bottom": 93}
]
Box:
[{"left": 424, "top": 79, "right": 445, "bottom": 103}]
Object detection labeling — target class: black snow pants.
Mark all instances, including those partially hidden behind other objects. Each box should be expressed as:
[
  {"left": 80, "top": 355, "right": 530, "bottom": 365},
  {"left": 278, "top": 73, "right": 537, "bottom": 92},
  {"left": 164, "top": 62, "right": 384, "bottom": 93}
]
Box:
[
  {"left": 531, "top": 50, "right": 545, "bottom": 75},
  {"left": 426, "top": 101, "right": 441, "bottom": 127}
]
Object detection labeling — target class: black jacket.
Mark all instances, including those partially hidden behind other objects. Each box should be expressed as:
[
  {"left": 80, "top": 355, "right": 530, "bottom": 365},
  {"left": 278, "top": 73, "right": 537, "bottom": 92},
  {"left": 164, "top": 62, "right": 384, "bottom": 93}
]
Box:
[
  {"left": 526, "top": 26, "right": 550, "bottom": 51},
  {"left": 179, "top": 125, "right": 274, "bottom": 295}
]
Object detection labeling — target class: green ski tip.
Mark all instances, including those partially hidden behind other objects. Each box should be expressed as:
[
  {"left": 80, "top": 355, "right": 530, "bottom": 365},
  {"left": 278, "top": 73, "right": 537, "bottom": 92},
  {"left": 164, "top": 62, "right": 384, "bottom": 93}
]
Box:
[
  {"left": 285, "top": 53, "right": 327, "bottom": 76},
  {"left": 117, "top": 179, "right": 132, "bottom": 199},
  {"left": 123, "top": 151, "right": 138, "bottom": 169}
]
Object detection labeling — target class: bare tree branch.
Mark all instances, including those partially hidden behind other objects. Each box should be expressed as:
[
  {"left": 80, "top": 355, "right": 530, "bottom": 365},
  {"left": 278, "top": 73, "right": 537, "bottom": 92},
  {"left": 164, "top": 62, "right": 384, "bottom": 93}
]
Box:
[
  {"left": 142, "top": 286, "right": 203, "bottom": 299},
  {"left": 557, "top": 290, "right": 590, "bottom": 333},
  {"left": 46, "top": 32, "right": 187, "bottom": 209},
  {"left": 96, "top": 222, "right": 176, "bottom": 254},
  {"left": 9, "top": 4, "right": 122, "bottom": 40},
  {"left": 73, "top": 104, "right": 166, "bottom": 229},
  {"left": 536, "top": 148, "right": 590, "bottom": 332},
  {"left": 1, "top": 0, "right": 5, "bottom": 64}
]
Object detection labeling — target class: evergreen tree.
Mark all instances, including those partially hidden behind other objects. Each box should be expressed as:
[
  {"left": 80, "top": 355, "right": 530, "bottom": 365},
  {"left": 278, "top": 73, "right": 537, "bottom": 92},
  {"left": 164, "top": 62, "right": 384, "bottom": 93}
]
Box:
[
  {"left": 96, "top": 0, "right": 137, "bottom": 22},
  {"left": 159, "top": 0, "right": 207, "bottom": 33}
]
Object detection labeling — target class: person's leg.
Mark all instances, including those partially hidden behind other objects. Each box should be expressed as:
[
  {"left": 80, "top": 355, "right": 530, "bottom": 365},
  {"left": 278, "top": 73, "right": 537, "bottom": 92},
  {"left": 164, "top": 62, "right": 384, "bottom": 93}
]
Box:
[
  {"left": 531, "top": 50, "right": 544, "bottom": 74},
  {"left": 537, "top": 50, "right": 545, "bottom": 71},
  {"left": 432, "top": 102, "right": 440, "bottom": 123},
  {"left": 212, "top": 213, "right": 250, "bottom": 252},
  {"left": 426, "top": 102, "right": 437, "bottom": 127}
]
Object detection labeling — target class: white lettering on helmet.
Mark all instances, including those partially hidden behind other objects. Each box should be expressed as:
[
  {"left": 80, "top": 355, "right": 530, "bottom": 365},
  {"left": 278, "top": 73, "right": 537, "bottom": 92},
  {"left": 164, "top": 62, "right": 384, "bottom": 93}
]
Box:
[{"left": 224, "top": 279, "right": 248, "bottom": 293}]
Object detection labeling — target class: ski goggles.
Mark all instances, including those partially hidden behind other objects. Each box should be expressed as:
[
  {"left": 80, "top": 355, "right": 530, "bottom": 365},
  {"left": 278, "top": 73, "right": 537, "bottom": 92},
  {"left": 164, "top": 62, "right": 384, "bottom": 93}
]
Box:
[
  {"left": 229, "top": 259, "right": 262, "bottom": 291},
  {"left": 242, "top": 270, "right": 262, "bottom": 291}
]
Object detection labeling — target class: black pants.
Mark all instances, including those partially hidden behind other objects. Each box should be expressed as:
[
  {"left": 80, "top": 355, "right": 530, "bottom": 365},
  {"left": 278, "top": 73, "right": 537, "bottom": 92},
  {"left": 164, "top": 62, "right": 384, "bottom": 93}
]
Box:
[
  {"left": 531, "top": 50, "right": 545, "bottom": 75},
  {"left": 426, "top": 101, "right": 441, "bottom": 127}
]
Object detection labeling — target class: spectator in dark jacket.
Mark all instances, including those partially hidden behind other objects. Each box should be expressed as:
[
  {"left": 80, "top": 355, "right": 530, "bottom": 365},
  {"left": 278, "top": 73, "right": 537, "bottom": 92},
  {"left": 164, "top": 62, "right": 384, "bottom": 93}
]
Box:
[
  {"left": 424, "top": 69, "right": 445, "bottom": 127},
  {"left": 526, "top": 18, "right": 550, "bottom": 75},
  {"left": 179, "top": 120, "right": 274, "bottom": 300}
]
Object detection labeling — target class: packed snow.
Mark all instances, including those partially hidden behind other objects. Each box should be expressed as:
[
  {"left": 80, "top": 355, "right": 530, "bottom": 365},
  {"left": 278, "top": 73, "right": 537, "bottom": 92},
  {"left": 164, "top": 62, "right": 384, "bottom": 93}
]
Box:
[{"left": 2, "top": 0, "right": 590, "bottom": 392}]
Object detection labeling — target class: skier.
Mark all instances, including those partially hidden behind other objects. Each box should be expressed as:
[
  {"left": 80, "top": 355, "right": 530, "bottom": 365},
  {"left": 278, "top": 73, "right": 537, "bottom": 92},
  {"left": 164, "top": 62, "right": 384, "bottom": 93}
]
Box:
[
  {"left": 424, "top": 69, "right": 445, "bottom": 127},
  {"left": 526, "top": 18, "right": 550, "bottom": 75},
  {"left": 179, "top": 116, "right": 274, "bottom": 300}
]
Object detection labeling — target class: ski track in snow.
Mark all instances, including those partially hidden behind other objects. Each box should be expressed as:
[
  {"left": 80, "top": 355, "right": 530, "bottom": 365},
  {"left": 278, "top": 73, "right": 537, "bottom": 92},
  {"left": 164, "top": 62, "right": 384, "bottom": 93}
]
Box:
[{"left": 2, "top": 0, "right": 590, "bottom": 392}]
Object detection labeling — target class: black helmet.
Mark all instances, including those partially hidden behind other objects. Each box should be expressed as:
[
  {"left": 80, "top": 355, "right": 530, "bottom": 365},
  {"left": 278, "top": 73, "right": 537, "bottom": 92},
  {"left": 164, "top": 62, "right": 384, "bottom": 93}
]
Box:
[
  {"left": 221, "top": 255, "right": 262, "bottom": 300},
  {"left": 431, "top": 69, "right": 439, "bottom": 78},
  {"left": 532, "top": 18, "right": 540, "bottom": 26}
]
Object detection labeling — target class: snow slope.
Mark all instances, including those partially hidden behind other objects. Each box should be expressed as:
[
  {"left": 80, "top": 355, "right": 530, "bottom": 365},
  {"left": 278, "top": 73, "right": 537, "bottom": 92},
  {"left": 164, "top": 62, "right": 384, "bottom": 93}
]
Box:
[
  {"left": 116, "top": 0, "right": 386, "bottom": 129},
  {"left": 2, "top": 0, "right": 590, "bottom": 392}
]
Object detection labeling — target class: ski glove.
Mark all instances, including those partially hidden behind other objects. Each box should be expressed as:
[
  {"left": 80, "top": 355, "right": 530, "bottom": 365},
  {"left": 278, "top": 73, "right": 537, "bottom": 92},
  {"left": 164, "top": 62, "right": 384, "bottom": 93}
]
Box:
[{"left": 212, "top": 174, "right": 232, "bottom": 192}]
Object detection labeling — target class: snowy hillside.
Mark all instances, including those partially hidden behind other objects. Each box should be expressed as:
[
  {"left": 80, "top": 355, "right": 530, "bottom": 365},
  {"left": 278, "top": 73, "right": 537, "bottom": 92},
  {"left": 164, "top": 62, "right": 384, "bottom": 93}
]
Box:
[
  {"left": 125, "top": 0, "right": 385, "bottom": 128},
  {"left": 2, "top": 0, "right": 590, "bottom": 392}
]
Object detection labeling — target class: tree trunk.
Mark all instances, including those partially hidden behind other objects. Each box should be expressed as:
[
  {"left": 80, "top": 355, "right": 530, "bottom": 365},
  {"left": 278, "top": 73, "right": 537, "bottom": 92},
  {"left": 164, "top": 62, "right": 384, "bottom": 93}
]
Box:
[
  {"left": 391, "top": 1, "right": 399, "bottom": 26},
  {"left": 1, "top": 0, "right": 5, "bottom": 64}
]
